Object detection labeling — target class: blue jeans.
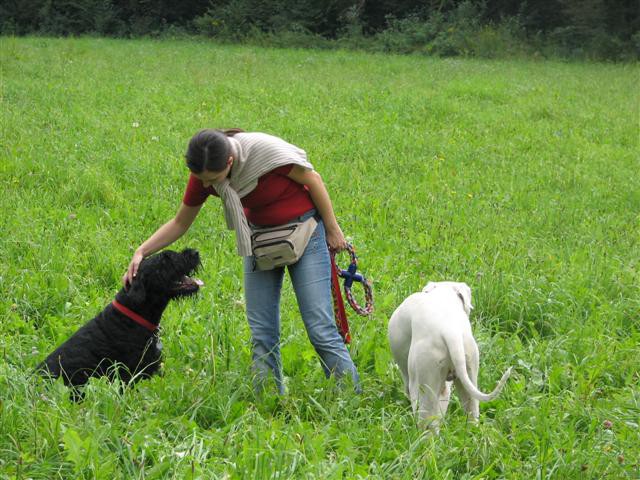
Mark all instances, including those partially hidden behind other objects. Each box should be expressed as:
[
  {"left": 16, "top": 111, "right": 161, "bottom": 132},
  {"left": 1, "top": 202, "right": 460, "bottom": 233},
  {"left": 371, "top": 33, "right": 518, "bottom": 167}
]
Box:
[{"left": 243, "top": 211, "right": 361, "bottom": 394}]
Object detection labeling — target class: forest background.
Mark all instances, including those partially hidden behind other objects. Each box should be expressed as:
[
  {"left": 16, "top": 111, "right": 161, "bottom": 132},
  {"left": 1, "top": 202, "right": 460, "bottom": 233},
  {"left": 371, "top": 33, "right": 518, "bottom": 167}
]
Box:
[{"left": 2, "top": 0, "right": 639, "bottom": 60}]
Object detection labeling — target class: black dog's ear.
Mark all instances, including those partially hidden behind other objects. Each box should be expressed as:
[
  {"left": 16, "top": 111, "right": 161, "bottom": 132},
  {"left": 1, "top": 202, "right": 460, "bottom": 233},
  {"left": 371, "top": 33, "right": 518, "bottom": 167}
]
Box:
[{"left": 128, "top": 274, "right": 146, "bottom": 303}]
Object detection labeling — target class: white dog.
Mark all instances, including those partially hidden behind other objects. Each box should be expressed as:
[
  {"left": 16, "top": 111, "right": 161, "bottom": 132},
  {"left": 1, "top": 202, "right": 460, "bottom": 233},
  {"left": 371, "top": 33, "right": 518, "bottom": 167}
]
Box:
[{"left": 388, "top": 281, "right": 511, "bottom": 430}]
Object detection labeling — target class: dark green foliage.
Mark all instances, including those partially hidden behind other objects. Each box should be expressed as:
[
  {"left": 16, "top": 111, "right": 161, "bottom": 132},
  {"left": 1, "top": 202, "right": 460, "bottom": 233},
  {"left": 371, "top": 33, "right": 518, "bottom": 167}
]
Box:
[
  {"left": 195, "top": 0, "right": 362, "bottom": 39},
  {"left": 36, "top": 0, "right": 123, "bottom": 36},
  {"left": 0, "top": 0, "right": 210, "bottom": 36},
  {"left": 367, "top": 2, "right": 527, "bottom": 57},
  {"left": 1, "top": 0, "right": 638, "bottom": 58}
]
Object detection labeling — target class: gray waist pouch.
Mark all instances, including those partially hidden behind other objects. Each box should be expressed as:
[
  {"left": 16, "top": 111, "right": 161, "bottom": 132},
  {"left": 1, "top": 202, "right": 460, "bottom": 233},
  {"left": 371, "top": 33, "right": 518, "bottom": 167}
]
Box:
[{"left": 250, "top": 216, "right": 318, "bottom": 270}]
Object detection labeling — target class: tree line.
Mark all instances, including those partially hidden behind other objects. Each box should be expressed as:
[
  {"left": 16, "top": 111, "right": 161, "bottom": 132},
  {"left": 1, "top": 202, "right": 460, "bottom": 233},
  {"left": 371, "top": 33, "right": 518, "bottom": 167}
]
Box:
[{"left": 2, "top": 0, "right": 638, "bottom": 59}]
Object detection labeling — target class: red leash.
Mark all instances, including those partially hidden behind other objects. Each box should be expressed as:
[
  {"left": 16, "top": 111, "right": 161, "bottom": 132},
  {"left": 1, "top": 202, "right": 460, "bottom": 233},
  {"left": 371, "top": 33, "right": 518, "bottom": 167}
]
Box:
[{"left": 330, "top": 254, "right": 351, "bottom": 344}]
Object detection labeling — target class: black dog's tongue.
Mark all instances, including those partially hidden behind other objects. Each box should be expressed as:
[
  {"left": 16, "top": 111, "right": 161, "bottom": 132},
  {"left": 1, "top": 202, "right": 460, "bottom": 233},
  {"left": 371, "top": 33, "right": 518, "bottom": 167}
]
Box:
[
  {"left": 182, "top": 275, "right": 204, "bottom": 287},
  {"left": 174, "top": 275, "right": 204, "bottom": 292}
]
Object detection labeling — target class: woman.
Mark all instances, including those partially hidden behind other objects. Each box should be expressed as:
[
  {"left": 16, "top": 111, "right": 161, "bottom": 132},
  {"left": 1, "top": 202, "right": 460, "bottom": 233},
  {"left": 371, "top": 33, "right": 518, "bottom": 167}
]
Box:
[{"left": 123, "top": 129, "right": 360, "bottom": 394}]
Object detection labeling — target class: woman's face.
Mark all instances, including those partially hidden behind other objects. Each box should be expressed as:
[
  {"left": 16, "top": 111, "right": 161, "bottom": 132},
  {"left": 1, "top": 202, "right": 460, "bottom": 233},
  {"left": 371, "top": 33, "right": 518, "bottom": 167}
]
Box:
[{"left": 194, "top": 156, "right": 233, "bottom": 187}]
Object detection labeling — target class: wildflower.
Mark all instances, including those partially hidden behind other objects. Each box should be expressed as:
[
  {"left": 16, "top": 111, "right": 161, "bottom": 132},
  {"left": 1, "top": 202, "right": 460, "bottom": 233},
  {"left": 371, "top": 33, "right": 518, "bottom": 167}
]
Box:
[{"left": 132, "top": 122, "right": 140, "bottom": 128}]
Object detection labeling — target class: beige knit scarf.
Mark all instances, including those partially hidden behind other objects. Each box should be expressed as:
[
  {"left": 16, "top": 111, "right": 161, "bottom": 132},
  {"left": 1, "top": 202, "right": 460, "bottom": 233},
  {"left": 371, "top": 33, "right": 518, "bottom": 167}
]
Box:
[{"left": 213, "top": 132, "right": 314, "bottom": 256}]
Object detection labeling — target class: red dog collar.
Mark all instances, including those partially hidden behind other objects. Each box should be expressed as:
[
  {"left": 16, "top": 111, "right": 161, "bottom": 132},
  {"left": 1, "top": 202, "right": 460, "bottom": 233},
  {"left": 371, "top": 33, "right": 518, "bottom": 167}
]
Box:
[{"left": 112, "top": 300, "right": 157, "bottom": 333}]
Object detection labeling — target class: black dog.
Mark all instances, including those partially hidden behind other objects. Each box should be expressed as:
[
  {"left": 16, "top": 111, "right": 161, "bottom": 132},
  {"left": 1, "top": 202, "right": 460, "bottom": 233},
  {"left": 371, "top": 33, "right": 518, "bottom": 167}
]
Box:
[{"left": 38, "top": 248, "right": 201, "bottom": 391}]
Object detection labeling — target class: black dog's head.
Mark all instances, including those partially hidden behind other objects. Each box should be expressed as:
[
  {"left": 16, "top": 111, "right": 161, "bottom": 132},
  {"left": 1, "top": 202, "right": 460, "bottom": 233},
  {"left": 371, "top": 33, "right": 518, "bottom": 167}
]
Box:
[{"left": 126, "top": 248, "right": 202, "bottom": 306}]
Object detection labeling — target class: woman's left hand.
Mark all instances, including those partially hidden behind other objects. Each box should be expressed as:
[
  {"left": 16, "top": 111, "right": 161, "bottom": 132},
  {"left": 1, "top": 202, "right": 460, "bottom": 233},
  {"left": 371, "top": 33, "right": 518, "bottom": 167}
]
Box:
[{"left": 326, "top": 224, "right": 347, "bottom": 252}]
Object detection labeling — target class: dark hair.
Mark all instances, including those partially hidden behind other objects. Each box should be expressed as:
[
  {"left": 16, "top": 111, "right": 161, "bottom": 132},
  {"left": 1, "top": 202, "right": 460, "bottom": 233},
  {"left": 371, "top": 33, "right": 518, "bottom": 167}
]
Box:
[{"left": 185, "top": 129, "right": 243, "bottom": 173}]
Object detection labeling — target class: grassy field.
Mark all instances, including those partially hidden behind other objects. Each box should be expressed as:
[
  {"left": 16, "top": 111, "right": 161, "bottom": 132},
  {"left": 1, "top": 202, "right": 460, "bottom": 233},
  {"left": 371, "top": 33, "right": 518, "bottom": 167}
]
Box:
[{"left": 1, "top": 36, "right": 638, "bottom": 479}]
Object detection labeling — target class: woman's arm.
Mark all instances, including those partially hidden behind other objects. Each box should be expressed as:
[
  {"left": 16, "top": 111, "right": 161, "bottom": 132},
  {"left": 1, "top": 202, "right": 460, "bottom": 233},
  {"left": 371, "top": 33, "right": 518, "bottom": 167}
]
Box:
[
  {"left": 122, "top": 202, "right": 202, "bottom": 286},
  {"left": 287, "top": 165, "right": 347, "bottom": 251}
]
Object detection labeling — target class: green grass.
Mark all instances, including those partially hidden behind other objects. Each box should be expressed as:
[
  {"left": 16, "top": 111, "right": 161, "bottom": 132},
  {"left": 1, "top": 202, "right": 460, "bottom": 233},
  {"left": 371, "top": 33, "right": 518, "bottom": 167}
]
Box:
[{"left": 1, "top": 36, "right": 638, "bottom": 479}]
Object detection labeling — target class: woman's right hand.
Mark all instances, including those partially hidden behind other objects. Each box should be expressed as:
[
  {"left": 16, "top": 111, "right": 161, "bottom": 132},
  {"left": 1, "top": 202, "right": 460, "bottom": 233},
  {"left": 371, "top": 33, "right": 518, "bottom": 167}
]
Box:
[
  {"left": 123, "top": 250, "right": 144, "bottom": 288},
  {"left": 120, "top": 201, "right": 202, "bottom": 289}
]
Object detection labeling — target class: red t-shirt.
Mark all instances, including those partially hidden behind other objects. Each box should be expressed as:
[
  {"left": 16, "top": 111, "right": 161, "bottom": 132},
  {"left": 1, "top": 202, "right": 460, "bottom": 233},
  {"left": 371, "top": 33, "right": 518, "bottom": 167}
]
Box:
[{"left": 182, "top": 165, "right": 315, "bottom": 226}]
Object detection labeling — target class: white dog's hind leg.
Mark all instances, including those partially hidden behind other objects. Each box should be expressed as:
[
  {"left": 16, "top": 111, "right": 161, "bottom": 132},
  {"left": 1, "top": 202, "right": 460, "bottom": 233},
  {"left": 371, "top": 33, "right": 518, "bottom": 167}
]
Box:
[
  {"left": 388, "top": 310, "right": 412, "bottom": 398},
  {"left": 409, "top": 381, "right": 443, "bottom": 432},
  {"left": 439, "top": 380, "right": 453, "bottom": 418},
  {"left": 408, "top": 342, "right": 447, "bottom": 431}
]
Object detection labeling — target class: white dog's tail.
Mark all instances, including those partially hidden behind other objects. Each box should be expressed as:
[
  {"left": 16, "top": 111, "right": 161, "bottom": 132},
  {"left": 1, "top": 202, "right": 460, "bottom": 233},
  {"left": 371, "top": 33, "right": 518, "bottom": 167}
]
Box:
[{"left": 445, "top": 333, "right": 512, "bottom": 402}]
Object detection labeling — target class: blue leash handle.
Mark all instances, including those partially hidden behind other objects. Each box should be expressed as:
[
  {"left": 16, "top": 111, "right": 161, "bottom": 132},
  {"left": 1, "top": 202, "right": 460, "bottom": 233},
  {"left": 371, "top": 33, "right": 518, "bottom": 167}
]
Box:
[{"left": 338, "top": 267, "right": 365, "bottom": 289}]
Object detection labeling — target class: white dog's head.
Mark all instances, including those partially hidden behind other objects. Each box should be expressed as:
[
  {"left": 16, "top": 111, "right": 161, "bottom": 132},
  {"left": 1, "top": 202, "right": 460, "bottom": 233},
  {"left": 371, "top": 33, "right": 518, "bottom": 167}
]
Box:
[{"left": 423, "top": 281, "right": 473, "bottom": 316}]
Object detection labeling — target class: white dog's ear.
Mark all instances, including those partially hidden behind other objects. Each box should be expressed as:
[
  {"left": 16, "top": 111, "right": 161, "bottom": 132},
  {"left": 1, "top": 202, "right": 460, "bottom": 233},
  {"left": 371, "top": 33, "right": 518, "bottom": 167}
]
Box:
[
  {"left": 422, "top": 282, "right": 437, "bottom": 293},
  {"left": 454, "top": 283, "right": 473, "bottom": 315}
]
